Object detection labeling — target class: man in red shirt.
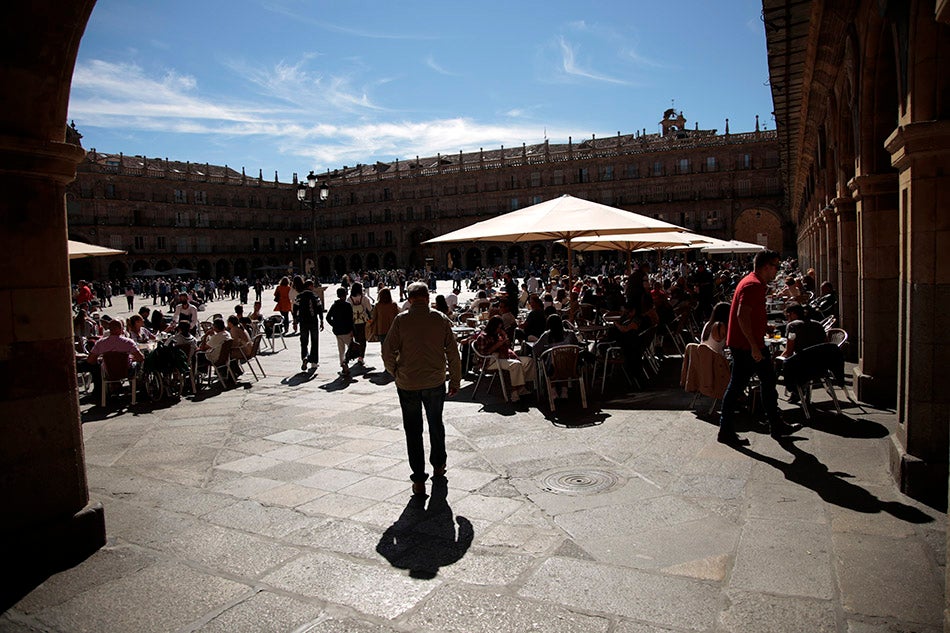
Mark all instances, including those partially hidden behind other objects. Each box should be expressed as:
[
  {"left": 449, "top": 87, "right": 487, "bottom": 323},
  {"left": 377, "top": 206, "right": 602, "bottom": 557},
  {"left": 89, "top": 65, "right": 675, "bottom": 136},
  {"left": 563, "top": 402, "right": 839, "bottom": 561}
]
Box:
[{"left": 718, "top": 250, "right": 796, "bottom": 446}]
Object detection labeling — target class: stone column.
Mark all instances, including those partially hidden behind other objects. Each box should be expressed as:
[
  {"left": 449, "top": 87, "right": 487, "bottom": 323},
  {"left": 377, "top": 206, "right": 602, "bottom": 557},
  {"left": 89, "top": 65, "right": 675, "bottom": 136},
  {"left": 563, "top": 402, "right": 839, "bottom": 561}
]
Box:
[
  {"left": 821, "top": 206, "right": 838, "bottom": 295},
  {"left": 832, "top": 198, "right": 858, "bottom": 361},
  {"left": 0, "top": 0, "right": 104, "bottom": 602},
  {"left": 884, "top": 120, "right": 950, "bottom": 507},
  {"left": 848, "top": 172, "right": 899, "bottom": 406}
]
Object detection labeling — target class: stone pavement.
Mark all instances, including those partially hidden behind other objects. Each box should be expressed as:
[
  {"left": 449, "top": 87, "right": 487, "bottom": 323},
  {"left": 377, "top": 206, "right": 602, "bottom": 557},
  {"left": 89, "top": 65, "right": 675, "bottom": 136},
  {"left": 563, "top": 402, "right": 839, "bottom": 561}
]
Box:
[{"left": 2, "top": 282, "right": 945, "bottom": 632}]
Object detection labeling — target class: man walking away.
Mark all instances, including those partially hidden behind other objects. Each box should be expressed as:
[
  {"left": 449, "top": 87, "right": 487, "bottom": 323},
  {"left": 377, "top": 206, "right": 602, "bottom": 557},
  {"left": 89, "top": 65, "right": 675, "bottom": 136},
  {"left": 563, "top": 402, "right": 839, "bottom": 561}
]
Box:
[
  {"left": 382, "top": 282, "right": 462, "bottom": 496},
  {"left": 325, "top": 287, "right": 355, "bottom": 377},
  {"left": 718, "top": 249, "right": 797, "bottom": 446},
  {"left": 293, "top": 279, "right": 325, "bottom": 371}
]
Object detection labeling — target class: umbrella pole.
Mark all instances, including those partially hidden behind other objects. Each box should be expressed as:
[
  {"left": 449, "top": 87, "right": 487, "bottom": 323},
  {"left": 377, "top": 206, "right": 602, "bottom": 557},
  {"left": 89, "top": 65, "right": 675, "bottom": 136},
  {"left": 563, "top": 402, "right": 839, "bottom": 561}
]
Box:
[
  {"left": 626, "top": 249, "right": 632, "bottom": 276},
  {"left": 567, "top": 240, "right": 576, "bottom": 321}
]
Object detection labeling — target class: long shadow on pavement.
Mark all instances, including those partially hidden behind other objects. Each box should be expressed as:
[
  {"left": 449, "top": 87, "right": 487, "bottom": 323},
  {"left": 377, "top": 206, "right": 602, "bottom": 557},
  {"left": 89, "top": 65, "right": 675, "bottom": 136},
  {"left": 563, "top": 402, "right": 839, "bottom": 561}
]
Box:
[
  {"left": 376, "top": 477, "right": 474, "bottom": 579},
  {"left": 732, "top": 436, "right": 935, "bottom": 523}
]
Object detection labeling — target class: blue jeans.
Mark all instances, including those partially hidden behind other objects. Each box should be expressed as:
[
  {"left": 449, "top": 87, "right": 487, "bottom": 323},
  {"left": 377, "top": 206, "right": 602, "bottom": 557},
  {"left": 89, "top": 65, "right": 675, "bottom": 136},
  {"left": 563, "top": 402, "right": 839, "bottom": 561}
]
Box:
[
  {"left": 397, "top": 385, "right": 447, "bottom": 483},
  {"left": 719, "top": 346, "right": 780, "bottom": 434},
  {"left": 299, "top": 322, "right": 319, "bottom": 363}
]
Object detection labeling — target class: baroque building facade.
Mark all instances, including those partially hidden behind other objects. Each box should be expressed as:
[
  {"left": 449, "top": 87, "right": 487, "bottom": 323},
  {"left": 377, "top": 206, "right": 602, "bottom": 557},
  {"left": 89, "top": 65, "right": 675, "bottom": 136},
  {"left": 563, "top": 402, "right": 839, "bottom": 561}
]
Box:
[{"left": 67, "top": 110, "right": 785, "bottom": 281}]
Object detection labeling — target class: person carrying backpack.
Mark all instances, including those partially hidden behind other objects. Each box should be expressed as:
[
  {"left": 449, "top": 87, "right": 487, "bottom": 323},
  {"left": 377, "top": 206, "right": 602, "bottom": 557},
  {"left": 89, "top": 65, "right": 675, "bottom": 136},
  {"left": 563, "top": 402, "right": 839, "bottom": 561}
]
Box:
[{"left": 293, "top": 279, "right": 325, "bottom": 371}]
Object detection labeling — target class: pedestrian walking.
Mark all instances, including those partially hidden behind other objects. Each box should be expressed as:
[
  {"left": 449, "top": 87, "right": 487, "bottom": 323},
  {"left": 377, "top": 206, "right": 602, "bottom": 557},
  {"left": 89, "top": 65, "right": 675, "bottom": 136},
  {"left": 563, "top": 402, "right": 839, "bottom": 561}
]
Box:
[
  {"left": 325, "top": 287, "right": 355, "bottom": 377},
  {"left": 381, "top": 282, "right": 462, "bottom": 496},
  {"left": 124, "top": 285, "right": 134, "bottom": 311},
  {"left": 717, "top": 249, "right": 797, "bottom": 446},
  {"left": 293, "top": 279, "right": 324, "bottom": 371}
]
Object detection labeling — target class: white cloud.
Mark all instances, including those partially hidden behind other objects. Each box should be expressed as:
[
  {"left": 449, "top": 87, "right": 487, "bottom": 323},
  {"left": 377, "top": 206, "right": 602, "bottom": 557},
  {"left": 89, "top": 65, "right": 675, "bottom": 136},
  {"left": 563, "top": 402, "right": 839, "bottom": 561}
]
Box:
[
  {"left": 67, "top": 58, "right": 573, "bottom": 172},
  {"left": 425, "top": 55, "right": 460, "bottom": 77},
  {"left": 557, "top": 37, "right": 629, "bottom": 85}
]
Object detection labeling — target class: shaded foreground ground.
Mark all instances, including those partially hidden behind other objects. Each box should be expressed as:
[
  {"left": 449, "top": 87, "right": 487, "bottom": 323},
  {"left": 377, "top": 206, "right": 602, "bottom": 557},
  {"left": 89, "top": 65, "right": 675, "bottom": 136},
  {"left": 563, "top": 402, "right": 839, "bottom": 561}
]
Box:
[{"left": 2, "top": 282, "right": 945, "bottom": 632}]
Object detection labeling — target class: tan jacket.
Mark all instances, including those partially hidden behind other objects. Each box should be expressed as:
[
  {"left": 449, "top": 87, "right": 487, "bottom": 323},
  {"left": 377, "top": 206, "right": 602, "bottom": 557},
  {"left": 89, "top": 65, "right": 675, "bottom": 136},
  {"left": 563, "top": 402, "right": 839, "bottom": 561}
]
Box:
[
  {"left": 381, "top": 303, "right": 461, "bottom": 391},
  {"left": 680, "top": 342, "right": 730, "bottom": 399}
]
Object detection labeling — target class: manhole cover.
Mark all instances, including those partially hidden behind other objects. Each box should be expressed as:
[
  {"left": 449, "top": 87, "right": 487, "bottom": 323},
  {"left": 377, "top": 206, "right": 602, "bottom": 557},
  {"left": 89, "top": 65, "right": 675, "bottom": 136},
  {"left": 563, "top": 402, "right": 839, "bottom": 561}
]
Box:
[{"left": 539, "top": 468, "right": 623, "bottom": 495}]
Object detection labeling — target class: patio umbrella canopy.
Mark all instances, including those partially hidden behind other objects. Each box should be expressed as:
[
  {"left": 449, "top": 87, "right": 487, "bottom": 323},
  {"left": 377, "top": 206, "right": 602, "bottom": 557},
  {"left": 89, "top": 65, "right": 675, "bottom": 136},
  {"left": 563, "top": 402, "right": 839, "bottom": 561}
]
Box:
[
  {"left": 701, "top": 239, "right": 766, "bottom": 254},
  {"left": 566, "top": 231, "right": 712, "bottom": 274},
  {"left": 424, "top": 194, "right": 687, "bottom": 280},
  {"left": 67, "top": 240, "right": 125, "bottom": 260}
]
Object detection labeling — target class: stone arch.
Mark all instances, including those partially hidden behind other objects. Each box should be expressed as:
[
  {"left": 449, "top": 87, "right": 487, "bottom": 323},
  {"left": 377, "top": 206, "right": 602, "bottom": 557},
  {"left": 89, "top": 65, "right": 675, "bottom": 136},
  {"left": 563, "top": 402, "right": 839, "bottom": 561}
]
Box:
[
  {"left": 528, "top": 244, "right": 547, "bottom": 267},
  {"left": 507, "top": 245, "right": 524, "bottom": 268},
  {"left": 156, "top": 259, "right": 172, "bottom": 272},
  {"left": 216, "top": 259, "right": 230, "bottom": 279},
  {"left": 733, "top": 208, "right": 782, "bottom": 251},
  {"left": 233, "top": 258, "right": 248, "bottom": 278},
  {"left": 333, "top": 255, "right": 346, "bottom": 276},
  {"left": 383, "top": 251, "right": 397, "bottom": 269},
  {"left": 446, "top": 248, "right": 461, "bottom": 270},
  {"left": 196, "top": 259, "right": 212, "bottom": 278},
  {"left": 318, "top": 256, "right": 331, "bottom": 279},
  {"left": 486, "top": 246, "right": 503, "bottom": 266},
  {"left": 350, "top": 254, "right": 362, "bottom": 271},
  {"left": 108, "top": 260, "right": 127, "bottom": 280},
  {"left": 366, "top": 253, "right": 380, "bottom": 269},
  {"left": 465, "top": 247, "right": 482, "bottom": 270},
  {"left": 176, "top": 258, "right": 192, "bottom": 270}
]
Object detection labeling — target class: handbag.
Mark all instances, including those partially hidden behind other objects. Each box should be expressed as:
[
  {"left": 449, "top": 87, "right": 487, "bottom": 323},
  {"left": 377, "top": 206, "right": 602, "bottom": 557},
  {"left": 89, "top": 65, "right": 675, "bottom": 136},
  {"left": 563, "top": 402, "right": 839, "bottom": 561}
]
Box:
[{"left": 365, "top": 306, "right": 378, "bottom": 342}]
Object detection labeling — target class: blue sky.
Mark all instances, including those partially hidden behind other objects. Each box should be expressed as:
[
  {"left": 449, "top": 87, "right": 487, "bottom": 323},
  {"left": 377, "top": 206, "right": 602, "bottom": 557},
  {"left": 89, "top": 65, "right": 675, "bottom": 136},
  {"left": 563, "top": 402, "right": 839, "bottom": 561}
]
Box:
[{"left": 69, "top": 0, "right": 774, "bottom": 182}]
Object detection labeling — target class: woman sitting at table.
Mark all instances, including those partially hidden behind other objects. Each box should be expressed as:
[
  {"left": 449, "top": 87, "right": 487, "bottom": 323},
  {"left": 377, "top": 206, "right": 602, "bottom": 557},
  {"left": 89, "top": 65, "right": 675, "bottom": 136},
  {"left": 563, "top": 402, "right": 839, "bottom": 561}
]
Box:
[
  {"left": 127, "top": 314, "right": 156, "bottom": 345},
  {"left": 227, "top": 315, "right": 253, "bottom": 356},
  {"left": 73, "top": 307, "right": 100, "bottom": 344},
  {"left": 434, "top": 294, "right": 451, "bottom": 317},
  {"left": 532, "top": 314, "right": 584, "bottom": 399},
  {"left": 169, "top": 321, "right": 198, "bottom": 360},
  {"left": 603, "top": 301, "right": 648, "bottom": 376},
  {"left": 700, "top": 302, "right": 730, "bottom": 356},
  {"left": 474, "top": 315, "right": 536, "bottom": 403}
]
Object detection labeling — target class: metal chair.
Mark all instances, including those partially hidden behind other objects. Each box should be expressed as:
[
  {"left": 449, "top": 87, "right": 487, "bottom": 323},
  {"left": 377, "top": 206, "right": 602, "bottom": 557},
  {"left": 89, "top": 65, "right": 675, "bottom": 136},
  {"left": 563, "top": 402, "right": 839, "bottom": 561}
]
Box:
[
  {"left": 538, "top": 345, "right": 588, "bottom": 411},
  {"left": 594, "top": 342, "right": 634, "bottom": 393},
  {"left": 470, "top": 342, "right": 509, "bottom": 401},
  {"left": 100, "top": 351, "right": 136, "bottom": 406},
  {"left": 826, "top": 327, "right": 847, "bottom": 348}
]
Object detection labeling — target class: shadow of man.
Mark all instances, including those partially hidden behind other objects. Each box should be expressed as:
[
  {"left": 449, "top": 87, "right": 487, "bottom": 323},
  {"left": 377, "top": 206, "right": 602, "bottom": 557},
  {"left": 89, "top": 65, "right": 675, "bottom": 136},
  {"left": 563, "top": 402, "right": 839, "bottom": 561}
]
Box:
[
  {"left": 736, "top": 436, "right": 935, "bottom": 523},
  {"left": 376, "top": 477, "right": 474, "bottom": 579}
]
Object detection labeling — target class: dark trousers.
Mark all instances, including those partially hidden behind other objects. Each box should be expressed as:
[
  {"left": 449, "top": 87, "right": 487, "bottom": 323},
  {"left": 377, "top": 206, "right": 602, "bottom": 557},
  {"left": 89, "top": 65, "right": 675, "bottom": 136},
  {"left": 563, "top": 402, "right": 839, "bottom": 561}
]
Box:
[
  {"left": 299, "top": 322, "right": 320, "bottom": 363},
  {"left": 719, "top": 346, "right": 780, "bottom": 434},
  {"left": 397, "top": 385, "right": 447, "bottom": 483}
]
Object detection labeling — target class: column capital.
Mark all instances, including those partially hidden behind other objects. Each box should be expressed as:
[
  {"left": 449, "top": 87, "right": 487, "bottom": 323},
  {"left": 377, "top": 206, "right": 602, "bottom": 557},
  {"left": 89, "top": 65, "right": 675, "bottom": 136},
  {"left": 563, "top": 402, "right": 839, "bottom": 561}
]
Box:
[
  {"left": 0, "top": 135, "right": 84, "bottom": 185},
  {"left": 847, "top": 173, "right": 898, "bottom": 201},
  {"left": 885, "top": 120, "right": 950, "bottom": 170},
  {"left": 830, "top": 197, "right": 856, "bottom": 222}
]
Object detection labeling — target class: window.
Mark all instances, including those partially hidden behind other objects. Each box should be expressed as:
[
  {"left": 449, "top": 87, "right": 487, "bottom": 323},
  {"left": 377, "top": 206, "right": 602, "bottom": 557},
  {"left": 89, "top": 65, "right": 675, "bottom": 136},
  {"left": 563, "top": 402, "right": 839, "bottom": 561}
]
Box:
[
  {"left": 706, "top": 156, "right": 717, "bottom": 171},
  {"left": 156, "top": 236, "right": 166, "bottom": 250},
  {"left": 424, "top": 205, "right": 433, "bottom": 220},
  {"left": 705, "top": 210, "right": 720, "bottom": 226},
  {"left": 552, "top": 171, "right": 564, "bottom": 185},
  {"left": 175, "top": 211, "right": 187, "bottom": 227},
  {"left": 196, "top": 237, "right": 209, "bottom": 252},
  {"left": 625, "top": 163, "right": 639, "bottom": 179},
  {"left": 600, "top": 166, "right": 614, "bottom": 181},
  {"left": 110, "top": 235, "right": 123, "bottom": 248},
  {"left": 252, "top": 237, "right": 259, "bottom": 252},
  {"left": 740, "top": 154, "right": 752, "bottom": 169},
  {"left": 384, "top": 208, "right": 392, "bottom": 222},
  {"left": 509, "top": 198, "right": 519, "bottom": 211},
  {"left": 578, "top": 168, "right": 590, "bottom": 183},
  {"left": 737, "top": 179, "right": 752, "bottom": 196},
  {"left": 105, "top": 183, "right": 115, "bottom": 198},
  {"left": 134, "top": 236, "right": 145, "bottom": 250},
  {"left": 194, "top": 191, "right": 206, "bottom": 204},
  {"left": 351, "top": 233, "right": 359, "bottom": 247},
  {"left": 383, "top": 188, "right": 392, "bottom": 201},
  {"left": 268, "top": 237, "right": 275, "bottom": 252},
  {"left": 653, "top": 161, "right": 663, "bottom": 176},
  {"left": 677, "top": 159, "right": 689, "bottom": 174},
  {"left": 385, "top": 230, "right": 394, "bottom": 245},
  {"left": 530, "top": 172, "right": 541, "bottom": 187},
  {"left": 176, "top": 237, "right": 190, "bottom": 253},
  {"left": 530, "top": 195, "right": 542, "bottom": 205},
  {"left": 368, "top": 233, "right": 376, "bottom": 246},
  {"left": 174, "top": 189, "right": 186, "bottom": 203},
  {"left": 406, "top": 206, "right": 414, "bottom": 221}
]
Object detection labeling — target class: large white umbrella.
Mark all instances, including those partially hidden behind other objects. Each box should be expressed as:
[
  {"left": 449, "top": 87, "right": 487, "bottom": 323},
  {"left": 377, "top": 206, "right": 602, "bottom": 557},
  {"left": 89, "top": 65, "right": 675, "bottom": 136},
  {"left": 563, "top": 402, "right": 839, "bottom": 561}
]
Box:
[
  {"left": 423, "top": 194, "right": 687, "bottom": 280},
  {"left": 566, "top": 231, "right": 713, "bottom": 274},
  {"left": 68, "top": 239, "right": 125, "bottom": 260},
  {"left": 701, "top": 239, "right": 766, "bottom": 254}
]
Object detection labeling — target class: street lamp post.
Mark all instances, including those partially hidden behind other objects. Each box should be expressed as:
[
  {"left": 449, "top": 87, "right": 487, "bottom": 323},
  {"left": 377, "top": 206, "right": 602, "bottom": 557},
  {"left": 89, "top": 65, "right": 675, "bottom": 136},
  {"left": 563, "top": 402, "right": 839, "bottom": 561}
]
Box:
[
  {"left": 296, "top": 171, "right": 330, "bottom": 281},
  {"left": 293, "top": 235, "right": 308, "bottom": 274}
]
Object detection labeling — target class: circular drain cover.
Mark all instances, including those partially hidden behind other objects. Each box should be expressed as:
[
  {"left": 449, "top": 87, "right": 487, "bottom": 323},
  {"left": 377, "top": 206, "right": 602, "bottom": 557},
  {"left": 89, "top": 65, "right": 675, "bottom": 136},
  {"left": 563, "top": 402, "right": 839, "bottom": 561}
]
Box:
[{"left": 539, "top": 468, "right": 623, "bottom": 495}]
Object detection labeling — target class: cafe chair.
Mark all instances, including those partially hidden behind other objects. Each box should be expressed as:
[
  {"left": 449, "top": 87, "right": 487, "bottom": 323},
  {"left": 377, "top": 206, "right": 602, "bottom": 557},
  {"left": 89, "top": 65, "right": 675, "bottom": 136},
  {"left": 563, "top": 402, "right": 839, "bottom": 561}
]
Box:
[
  {"left": 198, "top": 339, "right": 237, "bottom": 389},
  {"left": 826, "top": 327, "right": 848, "bottom": 348},
  {"left": 594, "top": 342, "right": 634, "bottom": 393},
  {"left": 100, "top": 351, "right": 137, "bottom": 406},
  {"left": 470, "top": 342, "right": 510, "bottom": 402},
  {"left": 538, "top": 345, "right": 587, "bottom": 411},
  {"left": 230, "top": 335, "right": 265, "bottom": 381},
  {"left": 174, "top": 343, "right": 198, "bottom": 394},
  {"left": 782, "top": 342, "right": 850, "bottom": 420},
  {"left": 680, "top": 342, "right": 730, "bottom": 415},
  {"left": 266, "top": 316, "right": 287, "bottom": 351}
]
